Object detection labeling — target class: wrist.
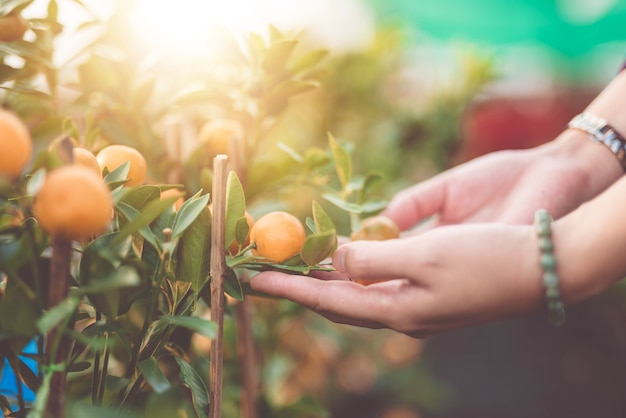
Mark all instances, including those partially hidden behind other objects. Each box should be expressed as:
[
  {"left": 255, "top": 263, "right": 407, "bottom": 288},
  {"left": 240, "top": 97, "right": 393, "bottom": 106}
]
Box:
[
  {"left": 544, "top": 128, "right": 622, "bottom": 192},
  {"left": 584, "top": 70, "right": 626, "bottom": 136}
]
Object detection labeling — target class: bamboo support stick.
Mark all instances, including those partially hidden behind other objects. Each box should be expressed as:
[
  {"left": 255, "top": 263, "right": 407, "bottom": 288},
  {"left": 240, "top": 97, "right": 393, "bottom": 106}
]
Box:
[{"left": 209, "top": 155, "right": 228, "bottom": 418}]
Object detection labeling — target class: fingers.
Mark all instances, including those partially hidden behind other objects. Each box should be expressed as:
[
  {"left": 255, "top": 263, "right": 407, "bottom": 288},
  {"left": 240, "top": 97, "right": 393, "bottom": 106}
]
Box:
[
  {"left": 382, "top": 175, "right": 447, "bottom": 231},
  {"left": 250, "top": 271, "right": 401, "bottom": 329},
  {"left": 332, "top": 240, "right": 419, "bottom": 283}
]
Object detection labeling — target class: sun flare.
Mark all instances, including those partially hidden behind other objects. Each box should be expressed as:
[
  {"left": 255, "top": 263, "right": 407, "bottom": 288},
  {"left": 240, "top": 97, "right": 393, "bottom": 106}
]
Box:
[{"left": 131, "top": 0, "right": 254, "bottom": 58}]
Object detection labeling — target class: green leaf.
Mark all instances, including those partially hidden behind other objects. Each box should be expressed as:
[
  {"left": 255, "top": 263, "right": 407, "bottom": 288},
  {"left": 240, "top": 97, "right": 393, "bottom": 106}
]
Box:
[
  {"left": 0, "top": 234, "right": 31, "bottom": 273},
  {"left": 37, "top": 291, "right": 80, "bottom": 334},
  {"left": 224, "top": 268, "right": 243, "bottom": 301},
  {"left": 290, "top": 49, "right": 329, "bottom": 74},
  {"left": 232, "top": 216, "right": 250, "bottom": 253},
  {"left": 104, "top": 161, "right": 130, "bottom": 187},
  {"left": 276, "top": 142, "right": 304, "bottom": 163},
  {"left": 262, "top": 39, "right": 297, "bottom": 73},
  {"left": 268, "top": 24, "right": 284, "bottom": 43},
  {"left": 175, "top": 206, "right": 211, "bottom": 302},
  {"left": 139, "top": 357, "right": 172, "bottom": 394},
  {"left": 79, "top": 265, "right": 141, "bottom": 294},
  {"left": 28, "top": 368, "right": 53, "bottom": 418},
  {"left": 66, "top": 403, "right": 141, "bottom": 418},
  {"left": 301, "top": 230, "right": 337, "bottom": 267},
  {"left": 0, "top": 279, "right": 39, "bottom": 339},
  {"left": 312, "top": 200, "right": 335, "bottom": 234},
  {"left": 360, "top": 200, "right": 390, "bottom": 215},
  {"left": 237, "top": 261, "right": 333, "bottom": 275},
  {"left": 174, "top": 357, "right": 209, "bottom": 418},
  {"left": 224, "top": 171, "right": 246, "bottom": 252},
  {"left": 246, "top": 32, "right": 266, "bottom": 61},
  {"left": 328, "top": 133, "right": 351, "bottom": 190},
  {"left": 172, "top": 191, "right": 210, "bottom": 240},
  {"left": 359, "top": 170, "right": 385, "bottom": 204},
  {"left": 26, "top": 167, "right": 46, "bottom": 197},
  {"left": 119, "top": 185, "right": 161, "bottom": 212},
  {"left": 322, "top": 193, "right": 362, "bottom": 213},
  {"left": 268, "top": 79, "right": 319, "bottom": 101},
  {"left": 67, "top": 361, "right": 91, "bottom": 373},
  {"left": 114, "top": 197, "right": 179, "bottom": 248},
  {"left": 160, "top": 315, "right": 217, "bottom": 339},
  {"left": 0, "top": 42, "right": 53, "bottom": 69}
]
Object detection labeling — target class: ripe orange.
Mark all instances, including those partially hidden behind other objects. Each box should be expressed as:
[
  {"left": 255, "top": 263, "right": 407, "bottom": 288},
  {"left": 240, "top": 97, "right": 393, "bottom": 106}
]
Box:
[
  {"left": 33, "top": 165, "right": 113, "bottom": 240},
  {"left": 350, "top": 215, "right": 400, "bottom": 242},
  {"left": 0, "top": 108, "right": 32, "bottom": 180},
  {"left": 0, "top": 12, "right": 28, "bottom": 42},
  {"left": 228, "top": 211, "right": 254, "bottom": 255},
  {"left": 350, "top": 215, "right": 400, "bottom": 285},
  {"left": 96, "top": 145, "right": 147, "bottom": 186},
  {"left": 250, "top": 211, "right": 306, "bottom": 263},
  {"left": 73, "top": 147, "right": 101, "bottom": 177},
  {"left": 198, "top": 119, "right": 244, "bottom": 159}
]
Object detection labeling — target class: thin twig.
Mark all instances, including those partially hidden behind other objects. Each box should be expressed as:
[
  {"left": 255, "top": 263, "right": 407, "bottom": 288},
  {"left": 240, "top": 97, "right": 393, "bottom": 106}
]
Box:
[
  {"left": 209, "top": 155, "right": 228, "bottom": 418},
  {"left": 45, "top": 235, "right": 72, "bottom": 418},
  {"left": 235, "top": 296, "right": 258, "bottom": 418}
]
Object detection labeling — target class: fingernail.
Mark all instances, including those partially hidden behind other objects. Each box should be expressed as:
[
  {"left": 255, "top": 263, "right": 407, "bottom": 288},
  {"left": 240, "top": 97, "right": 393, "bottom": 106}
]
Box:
[{"left": 333, "top": 247, "right": 346, "bottom": 273}]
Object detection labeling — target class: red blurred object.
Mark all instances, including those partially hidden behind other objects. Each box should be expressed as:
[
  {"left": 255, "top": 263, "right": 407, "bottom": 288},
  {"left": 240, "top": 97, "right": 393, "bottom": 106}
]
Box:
[{"left": 458, "top": 88, "right": 600, "bottom": 161}]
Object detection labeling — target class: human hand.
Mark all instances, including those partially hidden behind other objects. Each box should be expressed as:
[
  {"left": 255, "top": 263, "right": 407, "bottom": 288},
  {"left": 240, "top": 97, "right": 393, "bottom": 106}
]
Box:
[
  {"left": 251, "top": 222, "right": 545, "bottom": 338},
  {"left": 384, "top": 130, "right": 621, "bottom": 230}
]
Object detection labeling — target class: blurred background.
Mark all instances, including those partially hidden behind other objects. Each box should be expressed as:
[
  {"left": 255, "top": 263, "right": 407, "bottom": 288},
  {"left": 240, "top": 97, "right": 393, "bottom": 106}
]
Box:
[{"left": 8, "top": 0, "right": 626, "bottom": 417}]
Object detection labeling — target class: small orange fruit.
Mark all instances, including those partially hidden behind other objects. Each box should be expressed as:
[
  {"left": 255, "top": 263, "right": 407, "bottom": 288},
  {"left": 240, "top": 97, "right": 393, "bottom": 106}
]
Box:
[
  {"left": 0, "top": 108, "right": 32, "bottom": 180},
  {"left": 228, "top": 211, "right": 254, "bottom": 255},
  {"left": 160, "top": 188, "right": 185, "bottom": 212},
  {"left": 96, "top": 144, "right": 147, "bottom": 186},
  {"left": 350, "top": 215, "right": 400, "bottom": 242},
  {"left": 33, "top": 165, "right": 113, "bottom": 240},
  {"left": 198, "top": 119, "right": 244, "bottom": 159},
  {"left": 0, "top": 12, "right": 29, "bottom": 42},
  {"left": 250, "top": 211, "right": 306, "bottom": 263},
  {"left": 350, "top": 215, "right": 400, "bottom": 285},
  {"left": 72, "top": 147, "right": 101, "bottom": 177}
]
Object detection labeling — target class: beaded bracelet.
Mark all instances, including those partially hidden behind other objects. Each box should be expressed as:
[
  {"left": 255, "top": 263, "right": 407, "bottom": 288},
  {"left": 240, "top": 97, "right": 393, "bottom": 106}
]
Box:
[{"left": 534, "top": 209, "right": 566, "bottom": 327}]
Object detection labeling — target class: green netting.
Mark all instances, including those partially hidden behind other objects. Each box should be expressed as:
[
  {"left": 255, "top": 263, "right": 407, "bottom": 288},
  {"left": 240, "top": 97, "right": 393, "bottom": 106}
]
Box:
[{"left": 367, "top": 0, "right": 626, "bottom": 57}]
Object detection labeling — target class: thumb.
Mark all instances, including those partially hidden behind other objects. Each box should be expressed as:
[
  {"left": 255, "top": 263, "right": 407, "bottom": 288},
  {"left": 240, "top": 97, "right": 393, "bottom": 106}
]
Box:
[
  {"left": 382, "top": 175, "right": 447, "bottom": 231},
  {"left": 332, "top": 240, "right": 416, "bottom": 283}
]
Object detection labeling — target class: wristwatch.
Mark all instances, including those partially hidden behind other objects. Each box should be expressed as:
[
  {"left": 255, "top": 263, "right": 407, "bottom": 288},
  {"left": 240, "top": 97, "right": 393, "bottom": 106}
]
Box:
[{"left": 568, "top": 112, "right": 626, "bottom": 171}]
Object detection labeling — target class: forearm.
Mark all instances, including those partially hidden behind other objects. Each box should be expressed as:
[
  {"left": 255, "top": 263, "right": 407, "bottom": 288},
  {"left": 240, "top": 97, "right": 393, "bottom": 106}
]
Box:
[
  {"left": 550, "top": 70, "right": 626, "bottom": 186},
  {"left": 555, "top": 173, "right": 626, "bottom": 304}
]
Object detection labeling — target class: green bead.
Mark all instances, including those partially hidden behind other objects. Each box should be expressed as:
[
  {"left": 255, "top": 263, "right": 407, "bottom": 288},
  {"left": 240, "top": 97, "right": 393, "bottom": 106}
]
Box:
[
  {"left": 548, "top": 299, "right": 564, "bottom": 311},
  {"left": 534, "top": 209, "right": 551, "bottom": 223},
  {"left": 535, "top": 222, "right": 552, "bottom": 237},
  {"left": 538, "top": 237, "right": 553, "bottom": 252},
  {"left": 543, "top": 272, "right": 559, "bottom": 288},
  {"left": 545, "top": 286, "right": 561, "bottom": 299},
  {"left": 540, "top": 253, "right": 557, "bottom": 271}
]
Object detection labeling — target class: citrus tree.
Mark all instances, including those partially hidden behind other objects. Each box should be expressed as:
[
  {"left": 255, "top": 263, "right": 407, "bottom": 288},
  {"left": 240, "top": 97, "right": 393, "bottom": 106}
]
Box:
[{"left": 0, "top": 1, "right": 494, "bottom": 417}]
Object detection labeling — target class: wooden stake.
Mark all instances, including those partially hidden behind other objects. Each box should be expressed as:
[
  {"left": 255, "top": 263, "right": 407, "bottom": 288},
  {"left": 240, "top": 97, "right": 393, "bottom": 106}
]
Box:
[{"left": 209, "top": 155, "right": 228, "bottom": 418}]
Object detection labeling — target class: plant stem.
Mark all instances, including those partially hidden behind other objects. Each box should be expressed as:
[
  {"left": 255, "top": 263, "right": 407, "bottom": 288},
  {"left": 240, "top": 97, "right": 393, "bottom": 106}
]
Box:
[
  {"left": 235, "top": 297, "right": 258, "bottom": 418},
  {"left": 91, "top": 311, "right": 101, "bottom": 405},
  {"left": 45, "top": 235, "right": 72, "bottom": 418},
  {"left": 97, "top": 333, "right": 110, "bottom": 405}
]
